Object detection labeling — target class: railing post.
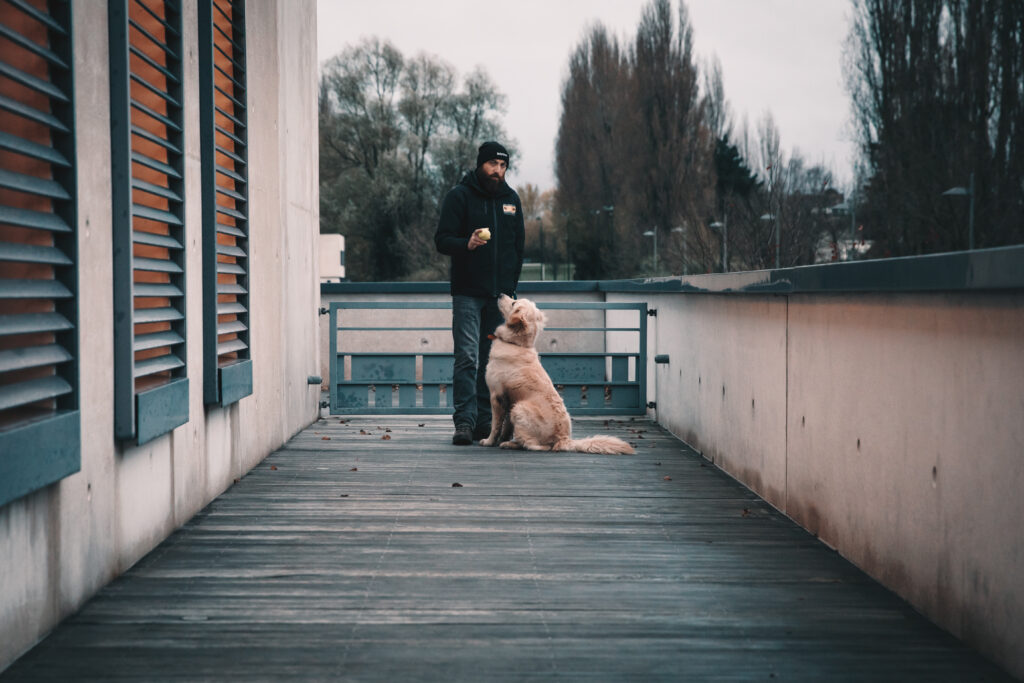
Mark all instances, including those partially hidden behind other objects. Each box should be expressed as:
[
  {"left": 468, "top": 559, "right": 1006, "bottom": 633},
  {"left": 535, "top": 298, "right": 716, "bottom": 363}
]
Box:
[
  {"left": 638, "top": 302, "right": 648, "bottom": 414},
  {"left": 329, "top": 303, "right": 339, "bottom": 414}
]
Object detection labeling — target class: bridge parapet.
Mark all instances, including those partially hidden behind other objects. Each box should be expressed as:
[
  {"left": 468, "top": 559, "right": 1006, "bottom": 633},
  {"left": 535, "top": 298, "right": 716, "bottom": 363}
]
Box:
[{"left": 323, "top": 245, "right": 1024, "bottom": 679}]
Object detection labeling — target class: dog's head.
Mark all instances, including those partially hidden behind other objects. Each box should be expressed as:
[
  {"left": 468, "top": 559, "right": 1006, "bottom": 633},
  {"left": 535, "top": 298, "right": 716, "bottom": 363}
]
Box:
[{"left": 496, "top": 294, "right": 546, "bottom": 347}]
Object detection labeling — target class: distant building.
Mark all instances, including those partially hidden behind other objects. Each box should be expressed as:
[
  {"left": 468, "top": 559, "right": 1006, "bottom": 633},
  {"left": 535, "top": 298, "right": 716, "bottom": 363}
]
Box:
[
  {"left": 320, "top": 234, "right": 346, "bottom": 282},
  {"left": 814, "top": 235, "right": 874, "bottom": 263},
  {"left": 814, "top": 196, "right": 873, "bottom": 263}
]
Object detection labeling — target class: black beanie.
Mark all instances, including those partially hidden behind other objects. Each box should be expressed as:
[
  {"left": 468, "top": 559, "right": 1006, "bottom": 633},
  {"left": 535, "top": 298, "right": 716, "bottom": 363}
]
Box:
[{"left": 476, "top": 141, "right": 510, "bottom": 168}]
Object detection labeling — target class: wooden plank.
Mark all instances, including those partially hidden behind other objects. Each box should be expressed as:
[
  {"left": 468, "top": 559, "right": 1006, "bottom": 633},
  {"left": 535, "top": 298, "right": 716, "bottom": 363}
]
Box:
[{"left": 2, "top": 417, "right": 1013, "bottom": 681}]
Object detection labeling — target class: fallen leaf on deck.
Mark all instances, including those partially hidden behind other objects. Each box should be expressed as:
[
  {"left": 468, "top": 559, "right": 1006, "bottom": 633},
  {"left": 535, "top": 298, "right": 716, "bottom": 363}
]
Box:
[
  {"left": 270, "top": 465, "right": 278, "bottom": 471},
  {"left": 663, "top": 475, "right": 671, "bottom": 481},
  {"left": 349, "top": 467, "right": 358, "bottom": 472},
  {"left": 385, "top": 428, "right": 392, "bottom": 433},
  {"left": 339, "top": 494, "right": 349, "bottom": 497},
  {"left": 418, "top": 423, "right": 425, "bottom": 427},
  {"left": 451, "top": 482, "right": 463, "bottom": 487},
  {"left": 381, "top": 434, "right": 391, "bottom": 440},
  {"left": 359, "top": 429, "right": 368, "bottom": 435},
  {"left": 322, "top": 436, "right": 331, "bottom": 440},
  {"left": 742, "top": 508, "right": 751, "bottom": 517}
]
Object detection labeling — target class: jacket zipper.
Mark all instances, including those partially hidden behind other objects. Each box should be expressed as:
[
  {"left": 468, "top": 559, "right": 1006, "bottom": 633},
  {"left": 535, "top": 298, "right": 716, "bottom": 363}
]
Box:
[{"left": 491, "top": 198, "right": 499, "bottom": 296}]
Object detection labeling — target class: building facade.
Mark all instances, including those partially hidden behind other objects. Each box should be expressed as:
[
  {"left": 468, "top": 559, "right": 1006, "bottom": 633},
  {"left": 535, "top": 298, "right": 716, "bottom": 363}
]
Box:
[{"left": 0, "top": 0, "right": 320, "bottom": 668}]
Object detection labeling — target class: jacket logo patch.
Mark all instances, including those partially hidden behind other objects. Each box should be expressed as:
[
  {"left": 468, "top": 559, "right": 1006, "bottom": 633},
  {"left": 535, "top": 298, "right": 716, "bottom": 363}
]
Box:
[{"left": 502, "top": 204, "right": 516, "bottom": 215}]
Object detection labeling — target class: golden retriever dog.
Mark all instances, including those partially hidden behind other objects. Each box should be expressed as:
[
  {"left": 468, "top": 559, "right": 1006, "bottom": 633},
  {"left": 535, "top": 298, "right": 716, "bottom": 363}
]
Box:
[{"left": 479, "top": 295, "right": 634, "bottom": 454}]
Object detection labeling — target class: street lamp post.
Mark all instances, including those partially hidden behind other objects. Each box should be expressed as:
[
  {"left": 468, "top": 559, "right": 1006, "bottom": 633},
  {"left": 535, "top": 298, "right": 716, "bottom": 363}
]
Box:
[
  {"left": 670, "top": 226, "right": 685, "bottom": 275},
  {"left": 766, "top": 165, "right": 778, "bottom": 269},
  {"left": 643, "top": 229, "right": 657, "bottom": 275},
  {"left": 760, "top": 213, "right": 777, "bottom": 268},
  {"left": 709, "top": 220, "right": 727, "bottom": 272},
  {"left": 774, "top": 214, "right": 780, "bottom": 269},
  {"left": 564, "top": 215, "right": 571, "bottom": 281},
  {"left": 943, "top": 172, "right": 975, "bottom": 250}
]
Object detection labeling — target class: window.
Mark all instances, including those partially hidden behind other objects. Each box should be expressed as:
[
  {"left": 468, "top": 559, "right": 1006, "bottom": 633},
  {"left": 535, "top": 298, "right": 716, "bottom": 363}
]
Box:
[
  {"left": 200, "top": 0, "right": 251, "bottom": 406},
  {"left": 109, "top": 0, "right": 188, "bottom": 444},
  {"left": 0, "top": 0, "right": 79, "bottom": 506}
]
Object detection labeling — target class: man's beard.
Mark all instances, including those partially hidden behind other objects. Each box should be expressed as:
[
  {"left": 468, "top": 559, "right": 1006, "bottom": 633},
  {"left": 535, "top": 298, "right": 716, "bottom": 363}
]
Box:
[{"left": 477, "top": 169, "right": 502, "bottom": 194}]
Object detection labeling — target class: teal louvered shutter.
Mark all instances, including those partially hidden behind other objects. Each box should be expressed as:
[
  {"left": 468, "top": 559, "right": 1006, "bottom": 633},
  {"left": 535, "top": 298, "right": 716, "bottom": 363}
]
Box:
[
  {"left": 0, "top": 0, "right": 80, "bottom": 506},
  {"left": 109, "top": 0, "right": 188, "bottom": 444},
  {"left": 200, "top": 0, "right": 251, "bottom": 405}
]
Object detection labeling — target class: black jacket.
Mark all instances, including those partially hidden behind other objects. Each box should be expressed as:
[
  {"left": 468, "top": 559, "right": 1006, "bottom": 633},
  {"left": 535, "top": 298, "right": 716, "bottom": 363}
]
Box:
[{"left": 434, "top": 170, "right": 525, "bottom": 298}]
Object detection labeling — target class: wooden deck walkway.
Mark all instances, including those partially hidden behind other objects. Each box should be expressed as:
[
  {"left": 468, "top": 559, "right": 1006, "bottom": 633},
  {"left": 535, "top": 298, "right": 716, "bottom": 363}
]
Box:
[{"left": 4, "top": 416, "right": 1013, "bottom": 681}]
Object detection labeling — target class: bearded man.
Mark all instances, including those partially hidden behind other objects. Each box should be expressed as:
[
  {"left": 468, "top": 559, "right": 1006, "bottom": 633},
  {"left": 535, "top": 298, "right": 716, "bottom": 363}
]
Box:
[{"left": 434, "top": 141, "right": 525, "bottom": 445}]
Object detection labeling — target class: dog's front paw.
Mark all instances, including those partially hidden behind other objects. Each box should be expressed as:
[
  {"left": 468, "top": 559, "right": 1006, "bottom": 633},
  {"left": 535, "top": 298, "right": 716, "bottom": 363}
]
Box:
[{"left": 479, "top": 437, "right": 495, "bottom": 447}]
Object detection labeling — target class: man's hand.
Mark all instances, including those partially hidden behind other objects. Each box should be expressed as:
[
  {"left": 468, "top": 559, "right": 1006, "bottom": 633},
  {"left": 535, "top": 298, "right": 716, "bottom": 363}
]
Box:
[{"left": 468, "top": 228, "right": 490, "bottom": 250}]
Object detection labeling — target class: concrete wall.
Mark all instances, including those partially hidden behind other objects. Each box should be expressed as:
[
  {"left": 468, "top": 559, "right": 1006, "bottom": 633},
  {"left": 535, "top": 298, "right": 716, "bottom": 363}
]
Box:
[
  {"left": 0, "top": 0, "right": 320, "bottom": 670},
  {"left": 644, "top": 289, "right": 1024, "bottom": 680},
  {"left": 315, "top": 277, "right": 1023, "bottom": 675}
]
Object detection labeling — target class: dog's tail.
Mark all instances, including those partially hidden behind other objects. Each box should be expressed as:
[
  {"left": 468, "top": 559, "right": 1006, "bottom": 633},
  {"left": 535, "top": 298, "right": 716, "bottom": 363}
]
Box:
[{"left": 556, "top": 435, "right": 635, "bottom": 455}]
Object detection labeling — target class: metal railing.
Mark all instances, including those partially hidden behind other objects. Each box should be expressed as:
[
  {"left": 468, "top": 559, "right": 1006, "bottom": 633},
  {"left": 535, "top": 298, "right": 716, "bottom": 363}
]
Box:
[{"left": 327, "top": 301, "right": 647, "bottom": 415}]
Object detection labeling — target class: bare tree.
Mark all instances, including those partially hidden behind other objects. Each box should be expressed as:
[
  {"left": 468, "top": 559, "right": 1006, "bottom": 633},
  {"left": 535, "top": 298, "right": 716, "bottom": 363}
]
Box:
[
  {"left": 844, "top": 0, "right": 1024, "bottom": 256},
  {"left": 320, "top": 39, "right": 512, "bottom": 281},
  {"left": 702, "top": 55, "right": 731, "bottom": 142},
  {"left": 433, "top": 68, "right": 513, "bottom": 195},
  {"left": 555, "top": 0, "right": 715, "bottom": 278},
  {"left": 626, "top": 0, "right": 716, "bottom": 276},
  {"left": 399, "top": 53, "right": 455, "bottom": 189},
  {"left": 554, "top": 0, "right": 852, "bottom": 277},
  {"left": 320, "top": 38, "right": 403, "bottom": 179},
  {"left": 555, "top": 23, "right": 633, "bottom": 279}
]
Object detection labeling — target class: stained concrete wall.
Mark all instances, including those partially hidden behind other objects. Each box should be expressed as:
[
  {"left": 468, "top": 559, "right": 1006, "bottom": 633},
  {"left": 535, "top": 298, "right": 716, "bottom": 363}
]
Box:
[
  {"left": 642, "top": 289, "right": 1024, "bottom": 680},
  {"left": 313, "top": 279, "right": 1023, "bottom": 675},
  {"left": 0, "top": 0, "right": 320, "bottom": 670}
]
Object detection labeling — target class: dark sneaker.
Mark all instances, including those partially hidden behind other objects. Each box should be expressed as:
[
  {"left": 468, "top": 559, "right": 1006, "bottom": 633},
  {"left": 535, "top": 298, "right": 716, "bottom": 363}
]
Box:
[
  {"left": 452, "top": 425, "right": 473, "bottom": 445},
  {"left": 472, "top": 423, "right": 492, "bottom": 441}
]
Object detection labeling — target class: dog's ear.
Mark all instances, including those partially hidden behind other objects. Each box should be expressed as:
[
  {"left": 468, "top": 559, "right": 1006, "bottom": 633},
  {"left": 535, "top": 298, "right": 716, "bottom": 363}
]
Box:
[{"left": 507, "top": 310, "right": 525, "bottom": 331}]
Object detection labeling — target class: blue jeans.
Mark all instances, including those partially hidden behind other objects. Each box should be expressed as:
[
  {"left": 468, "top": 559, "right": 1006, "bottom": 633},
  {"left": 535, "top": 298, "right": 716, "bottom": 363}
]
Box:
[{"left": 451, "top": 295, "right": 503, "bottom": 429}]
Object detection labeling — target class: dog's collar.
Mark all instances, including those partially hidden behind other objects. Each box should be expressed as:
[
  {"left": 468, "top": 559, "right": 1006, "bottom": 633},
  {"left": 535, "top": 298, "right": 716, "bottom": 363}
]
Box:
[{"left": 489, "top": 329, "right": 524, "bottom": 346}]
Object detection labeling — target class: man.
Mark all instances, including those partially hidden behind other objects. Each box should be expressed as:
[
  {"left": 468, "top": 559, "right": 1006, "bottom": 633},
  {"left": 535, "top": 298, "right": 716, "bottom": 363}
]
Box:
[{"left": 434, "top": 141, "right": 525, "bottom": 445}]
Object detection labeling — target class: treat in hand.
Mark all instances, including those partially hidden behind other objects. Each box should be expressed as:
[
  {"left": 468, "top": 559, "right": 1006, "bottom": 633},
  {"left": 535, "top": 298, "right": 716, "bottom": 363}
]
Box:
[{"left": 478, "top": 227, "right": 491, "bottom": 241}]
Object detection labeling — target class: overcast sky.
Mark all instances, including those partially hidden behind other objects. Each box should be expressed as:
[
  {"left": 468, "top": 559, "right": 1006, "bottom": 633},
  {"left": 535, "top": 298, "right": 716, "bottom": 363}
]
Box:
[{"left": 317, "top": 0, "right": 857, "bottom": 191}]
